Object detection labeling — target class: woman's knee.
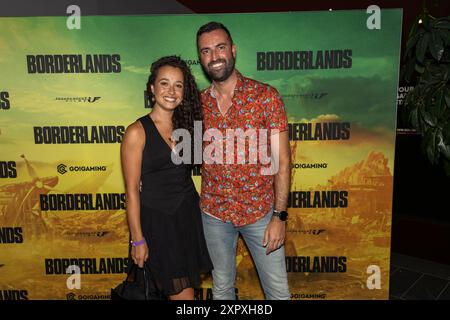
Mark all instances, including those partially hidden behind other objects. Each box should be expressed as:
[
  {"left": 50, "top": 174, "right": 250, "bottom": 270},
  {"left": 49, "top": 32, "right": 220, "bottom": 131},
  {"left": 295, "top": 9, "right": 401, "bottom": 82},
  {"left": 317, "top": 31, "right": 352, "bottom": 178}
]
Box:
[{"left": 169, "top": 287, "right": 194, "bottom": 300}]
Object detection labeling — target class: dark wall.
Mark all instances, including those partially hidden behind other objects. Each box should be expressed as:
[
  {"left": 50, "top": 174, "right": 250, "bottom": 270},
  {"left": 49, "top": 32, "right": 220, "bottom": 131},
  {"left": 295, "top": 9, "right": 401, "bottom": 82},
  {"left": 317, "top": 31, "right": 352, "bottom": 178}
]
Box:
[{"left": 0, "top": 0, "right": 193, "bottom": 16}]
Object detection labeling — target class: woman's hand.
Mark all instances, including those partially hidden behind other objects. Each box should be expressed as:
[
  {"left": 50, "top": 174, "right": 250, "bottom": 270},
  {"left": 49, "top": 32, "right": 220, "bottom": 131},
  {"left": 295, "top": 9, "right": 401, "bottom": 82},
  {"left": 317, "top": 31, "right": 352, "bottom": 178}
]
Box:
[{"left": 131, "top": 241, "right": 149, "bottom": 268}]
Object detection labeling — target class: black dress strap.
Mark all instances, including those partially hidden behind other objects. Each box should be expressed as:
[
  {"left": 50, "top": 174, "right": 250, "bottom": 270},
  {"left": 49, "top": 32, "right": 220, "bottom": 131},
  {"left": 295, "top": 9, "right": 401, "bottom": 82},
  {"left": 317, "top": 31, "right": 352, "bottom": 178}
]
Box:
[{"left": 138, "top": 115, "right": 152, "bottom": 148}]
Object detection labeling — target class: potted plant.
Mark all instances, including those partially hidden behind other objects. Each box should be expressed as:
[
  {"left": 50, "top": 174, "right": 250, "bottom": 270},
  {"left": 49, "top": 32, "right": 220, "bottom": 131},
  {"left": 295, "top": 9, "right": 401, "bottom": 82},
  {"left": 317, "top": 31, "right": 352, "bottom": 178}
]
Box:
[{"left": 401, "top": 11, "right": 450, "bottom": 176}]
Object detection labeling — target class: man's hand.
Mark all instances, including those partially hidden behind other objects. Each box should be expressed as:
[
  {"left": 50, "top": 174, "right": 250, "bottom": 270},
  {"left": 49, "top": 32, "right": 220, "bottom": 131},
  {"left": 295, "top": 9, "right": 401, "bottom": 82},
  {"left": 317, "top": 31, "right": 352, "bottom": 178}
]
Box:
[{"left": 263, "top": 217, "right": 286, "bottom": 255}]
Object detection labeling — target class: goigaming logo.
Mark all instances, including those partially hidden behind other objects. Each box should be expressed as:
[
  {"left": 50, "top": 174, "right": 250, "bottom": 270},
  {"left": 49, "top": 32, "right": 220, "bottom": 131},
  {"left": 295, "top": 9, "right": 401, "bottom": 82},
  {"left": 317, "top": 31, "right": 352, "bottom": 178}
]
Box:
[
  {"left": 66, "top": 292, "right": 110, "bottom": 300},
  {"left": 66, "top": 292, "right": 76, "bottom": 300},
  {"left": 56, "top": 164, "right": 107, "bottom": 175},
  {"left": 57, "top": 164, "right": 67, "bottom": 175}
]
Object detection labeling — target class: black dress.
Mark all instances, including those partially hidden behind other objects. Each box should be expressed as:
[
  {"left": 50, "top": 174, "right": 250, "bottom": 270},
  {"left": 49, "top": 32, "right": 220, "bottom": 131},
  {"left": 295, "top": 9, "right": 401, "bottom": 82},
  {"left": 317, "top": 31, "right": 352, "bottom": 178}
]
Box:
[{"left": 137, "top": 115, "right": 213, "bottom": 295}]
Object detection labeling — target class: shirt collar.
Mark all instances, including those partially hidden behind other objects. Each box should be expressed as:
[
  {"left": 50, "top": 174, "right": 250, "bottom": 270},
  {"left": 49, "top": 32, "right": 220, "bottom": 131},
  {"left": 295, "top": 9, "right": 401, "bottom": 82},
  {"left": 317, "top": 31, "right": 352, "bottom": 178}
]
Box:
[{"left": 208, "top": 69, "right": 245, "bottom": 99}]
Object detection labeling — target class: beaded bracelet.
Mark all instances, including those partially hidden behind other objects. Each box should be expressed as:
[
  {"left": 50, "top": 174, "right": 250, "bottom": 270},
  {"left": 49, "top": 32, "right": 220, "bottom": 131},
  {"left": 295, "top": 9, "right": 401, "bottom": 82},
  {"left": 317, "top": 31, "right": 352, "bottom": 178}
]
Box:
[{"left": 130, "top": 238, "right": 146, "bottom": 247}]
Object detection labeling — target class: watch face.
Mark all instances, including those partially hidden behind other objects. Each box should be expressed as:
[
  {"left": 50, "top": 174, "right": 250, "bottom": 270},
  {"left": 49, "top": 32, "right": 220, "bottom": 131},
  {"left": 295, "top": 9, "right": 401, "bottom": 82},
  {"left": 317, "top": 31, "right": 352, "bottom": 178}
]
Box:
[{"left": 274, "top": 210, "right": 288, "bottom": 221}]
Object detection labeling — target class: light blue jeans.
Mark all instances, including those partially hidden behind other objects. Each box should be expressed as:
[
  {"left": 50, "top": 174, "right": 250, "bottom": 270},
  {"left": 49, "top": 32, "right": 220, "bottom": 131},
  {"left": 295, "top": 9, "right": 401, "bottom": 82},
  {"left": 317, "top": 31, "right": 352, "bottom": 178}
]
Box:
[{"left": 202, "top": 211, "right": 290, "bottom": 300}]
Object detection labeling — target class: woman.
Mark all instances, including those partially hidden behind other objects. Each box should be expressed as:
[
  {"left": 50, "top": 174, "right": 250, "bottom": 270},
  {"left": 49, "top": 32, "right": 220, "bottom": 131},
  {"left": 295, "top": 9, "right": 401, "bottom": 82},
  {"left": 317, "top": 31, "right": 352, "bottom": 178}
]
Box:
[{"left": 121, "top": 56, "right": 212, "bottom": 300}]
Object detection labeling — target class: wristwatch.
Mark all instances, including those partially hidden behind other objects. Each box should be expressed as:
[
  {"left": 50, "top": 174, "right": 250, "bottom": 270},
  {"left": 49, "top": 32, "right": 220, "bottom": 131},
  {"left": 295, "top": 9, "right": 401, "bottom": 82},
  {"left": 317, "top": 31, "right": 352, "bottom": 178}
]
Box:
[{"left": 272, "top": 210, "right": 288, "bottom": 221}]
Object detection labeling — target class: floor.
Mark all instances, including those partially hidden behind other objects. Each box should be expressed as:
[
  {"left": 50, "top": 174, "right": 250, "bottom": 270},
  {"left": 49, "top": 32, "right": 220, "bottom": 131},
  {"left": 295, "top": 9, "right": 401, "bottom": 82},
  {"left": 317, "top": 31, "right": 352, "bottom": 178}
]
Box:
[{"left": 389, "top": 252, "right": 450, "bottom": 300}]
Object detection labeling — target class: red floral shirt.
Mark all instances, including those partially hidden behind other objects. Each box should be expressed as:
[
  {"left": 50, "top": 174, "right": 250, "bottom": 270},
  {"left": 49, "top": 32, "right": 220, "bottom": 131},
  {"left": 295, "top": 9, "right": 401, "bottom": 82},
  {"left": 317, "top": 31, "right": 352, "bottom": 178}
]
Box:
[{"left": 200, "top": 70, "right": 288, "bottom": 226}]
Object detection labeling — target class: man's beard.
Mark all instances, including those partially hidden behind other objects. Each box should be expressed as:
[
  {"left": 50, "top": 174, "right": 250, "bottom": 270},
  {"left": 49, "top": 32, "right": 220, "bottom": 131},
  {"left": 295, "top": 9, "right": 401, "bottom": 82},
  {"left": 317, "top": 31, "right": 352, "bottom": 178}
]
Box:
[{"left": 204, "top": 57, "right": 235, "bottom": 82}]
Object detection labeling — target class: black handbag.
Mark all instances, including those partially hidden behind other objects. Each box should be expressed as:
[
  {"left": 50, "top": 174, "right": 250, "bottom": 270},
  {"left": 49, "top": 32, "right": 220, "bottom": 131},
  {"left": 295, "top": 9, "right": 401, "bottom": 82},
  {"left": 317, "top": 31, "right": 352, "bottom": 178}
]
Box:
[{"left": 111, "top": 262, "right": 166, "bottom": 300}]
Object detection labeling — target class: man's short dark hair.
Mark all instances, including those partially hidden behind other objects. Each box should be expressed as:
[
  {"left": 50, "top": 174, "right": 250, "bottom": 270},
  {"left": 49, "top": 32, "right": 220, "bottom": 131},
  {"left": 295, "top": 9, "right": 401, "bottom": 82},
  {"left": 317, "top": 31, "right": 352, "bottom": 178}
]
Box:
[{"left": 196, "top": 21, "right": 233, "bottom": 46}]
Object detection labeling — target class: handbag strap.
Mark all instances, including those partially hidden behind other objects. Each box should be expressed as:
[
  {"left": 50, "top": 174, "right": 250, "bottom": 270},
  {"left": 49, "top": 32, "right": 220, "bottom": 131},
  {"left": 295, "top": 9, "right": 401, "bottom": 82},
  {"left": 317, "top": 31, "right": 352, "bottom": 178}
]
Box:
[
  {"left": 142, "top": 264, "right": 150, "bottom": 300},
  {"left": 122, "top": 262, "right": 150, "bottom": 299},
  {"left": 124, "top": 260, "right": 161, "bottom": 300}
]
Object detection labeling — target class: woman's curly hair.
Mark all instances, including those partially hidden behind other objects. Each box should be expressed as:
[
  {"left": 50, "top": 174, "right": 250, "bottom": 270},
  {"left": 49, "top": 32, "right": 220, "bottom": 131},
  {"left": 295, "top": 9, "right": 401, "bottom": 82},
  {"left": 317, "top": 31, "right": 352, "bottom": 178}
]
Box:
[{"left": 147, "top": 56, "right": 203, "bottom": 163}]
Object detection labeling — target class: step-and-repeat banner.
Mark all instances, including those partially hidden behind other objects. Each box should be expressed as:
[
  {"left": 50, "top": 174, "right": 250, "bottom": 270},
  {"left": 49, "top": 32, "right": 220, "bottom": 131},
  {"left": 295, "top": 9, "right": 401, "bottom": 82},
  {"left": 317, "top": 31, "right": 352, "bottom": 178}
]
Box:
[{"left": 0, "top": 10, "right": 401, "bottom": 300}]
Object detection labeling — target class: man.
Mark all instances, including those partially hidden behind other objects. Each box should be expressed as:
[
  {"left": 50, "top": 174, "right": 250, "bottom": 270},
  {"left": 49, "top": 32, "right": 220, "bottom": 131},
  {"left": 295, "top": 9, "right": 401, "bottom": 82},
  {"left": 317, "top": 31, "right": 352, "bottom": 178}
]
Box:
[{"left": 196, "top": 21, "right": 291, "bottom": 300}]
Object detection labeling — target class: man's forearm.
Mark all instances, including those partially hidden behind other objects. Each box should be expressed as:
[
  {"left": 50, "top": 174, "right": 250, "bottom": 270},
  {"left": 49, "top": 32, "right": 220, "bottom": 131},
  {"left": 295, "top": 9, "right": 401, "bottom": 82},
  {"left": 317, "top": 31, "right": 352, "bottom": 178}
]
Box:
[{"left": 274, "top": 162, "right": 291, "bottom": 211}]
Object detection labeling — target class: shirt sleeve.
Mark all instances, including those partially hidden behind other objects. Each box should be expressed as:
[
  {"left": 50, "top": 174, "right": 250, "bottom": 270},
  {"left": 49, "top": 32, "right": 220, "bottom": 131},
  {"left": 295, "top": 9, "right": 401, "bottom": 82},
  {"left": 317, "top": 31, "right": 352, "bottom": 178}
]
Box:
[{"left": 264, "top": 86, "right": 288, "bottom": 135}]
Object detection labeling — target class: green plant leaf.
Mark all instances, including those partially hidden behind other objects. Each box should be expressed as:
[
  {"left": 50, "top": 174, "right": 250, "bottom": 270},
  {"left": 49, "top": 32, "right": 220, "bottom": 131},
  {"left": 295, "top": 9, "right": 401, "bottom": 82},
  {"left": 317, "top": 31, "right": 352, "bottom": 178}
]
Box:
[
  {"left": 433, "top": 17, "right": 450, "bottom": 30},
  {"left": 415, "top": 63, "right": 426, "bottom": 73},
  {"left": 442, "top": 66, "right": 450, "bottom": 83},
  {"left": 424, "top": 87, "right": 446, "bottom": 122},
  {"left": 439, "top": 141, "right": 450, "bottom": 160},
  {"left": 420, "top": 64, "right": 447, "bottom": 89},
  {"left": 405, "top": 32, "right": 421, "bottom": 55},
  {"left": 437, "top": 29, "right": 450, "bottom": 47},
  {"left": 442, "top": 119, "right": 450, "bottom": 142},
  {"left": 419, "top": 102, "right": 438, "bottom": 127},
  {"left": 428, "top": 63, "right": 445, "bottom": 79},
  {"left": 409, "top": 107, "right": 419, "bottom": 130},
  {"left": 416, "top": 33, "right": 430, "bottom": 64},
  {"left": 423, "top": 128, "right": 439, "bottom": 165},
  {"left": 435, "top": 128, "right": 450, "bottom": 160},
  {"left": 434, "top": 89, "right": 446, "bottom": 117},
  {"left": 445, "top": 87, "right": 450, "bottom": 108},
  {"left": 429, "top": 32, "right": 445, "bottom": 61}
]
